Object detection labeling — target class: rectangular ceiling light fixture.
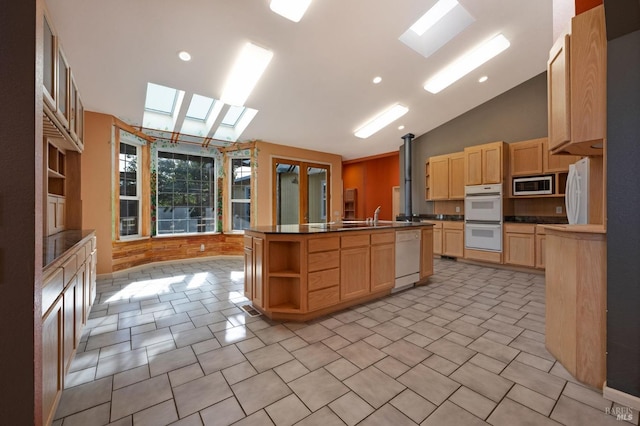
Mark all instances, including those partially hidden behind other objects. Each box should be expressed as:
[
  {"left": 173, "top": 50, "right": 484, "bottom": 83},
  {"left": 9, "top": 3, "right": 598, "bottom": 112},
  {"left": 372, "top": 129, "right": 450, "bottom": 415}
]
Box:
[
  {"left": 270, "top": 0, "right": 312, "bottom": 23},
  {"left": 220, "top": 42, "right": 273, "bottom": 106},
  {"left": 424, "top": 34, "right": 510, "bottom": 94},
  {"left": 410, "top": 0, "right": 459, "bottom": 36},
  {"left": 354, "top": 104, "right": 409, "bottom": 139}
]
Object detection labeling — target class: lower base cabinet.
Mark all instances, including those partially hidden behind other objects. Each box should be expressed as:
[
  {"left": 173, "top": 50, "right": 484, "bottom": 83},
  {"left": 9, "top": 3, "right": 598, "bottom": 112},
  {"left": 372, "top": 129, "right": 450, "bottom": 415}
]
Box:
[
  {"left": 504, "top": 223, "right": 535, "bottom": 267},
  {"left": 42, "top": 232, "right": 96, "bottom": 426}
]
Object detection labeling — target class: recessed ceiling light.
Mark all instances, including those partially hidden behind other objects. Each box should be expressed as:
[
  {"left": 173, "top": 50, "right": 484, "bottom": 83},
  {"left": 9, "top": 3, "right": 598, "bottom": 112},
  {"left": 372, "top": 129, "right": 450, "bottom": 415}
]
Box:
[
  {"left": 270, "top": 0, "right": 312, "bottom": 22},
  {"left": 424, "top": 34, "right": 510, "bottom": 94},
  {"left": 178, "top": 51, "right": 191, "bottom": 61},
  {"left": 373, "top": 76, "right": 382, "bottom": 84},
  {"left": 478, "top": 76, "right": 488, "bottom": 83},
  {"left": 354, "top": 104, "right": 409, "bottom": 139},
  {"left": 220, "top": 42, "right": 274, "bottom": 106},
  {"left": 410, "top": 0, "right": 458, "bottom": 36},
  {"left": 398, "top": 125, "right": 405, "bottom": 130}
]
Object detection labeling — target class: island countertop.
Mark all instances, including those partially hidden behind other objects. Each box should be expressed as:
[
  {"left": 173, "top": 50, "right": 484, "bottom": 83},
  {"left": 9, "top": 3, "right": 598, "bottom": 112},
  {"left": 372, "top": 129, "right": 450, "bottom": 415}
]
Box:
[{"left": 246, "top": 221, "right": 434, "bottom": 235}]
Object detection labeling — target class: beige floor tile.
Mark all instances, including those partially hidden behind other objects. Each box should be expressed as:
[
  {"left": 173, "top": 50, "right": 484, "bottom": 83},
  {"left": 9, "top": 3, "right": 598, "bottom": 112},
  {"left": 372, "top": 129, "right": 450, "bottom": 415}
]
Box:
[
  {"left": 173, "top": 372, "right": 233, "bottom": 418},
  {"left": 329, "top": 392, "right": 374, "bottom": 426},
  {"left": 279, "top": 335, "right": 309, "bottom": 352},
  {"left": 322, "top": 335, "right": 351, "bottom": 351},
  {"left": 344, "top": 366, "right": 405, "bottom": 409},
  {"left": 289, "top": 368, "right": 349, "bottom": 411},
  {"left": 389, "top": 389, "right": 436, "bottom": 423},
  {"left": 468, "top": 336, "right": 519, "bottom": 364},
  {"left": 382, "top": 339, "right": 431, "bottom": 366},
  {"left": 501, "top": 361, "right": 566, "bottom": 401},
  {"left": 372, "top": 321, "right": 413, "bottom": 341},
  {"left": 265, "top": 394, "right": 311, "bottom": 426},
  {"left": 480, "top": 318, "right": 524, "bottom": 339},
  {"left": 427, "top": 338, "right": 476, "bottom": 365},
  {"left": 449, "top": 386, "right": 496, "bottom": 420},
  {"left": 563, "top": 382, "right": 613, "bottom": 411},
  {"left": 274, "top": 359, "right": 310, "bottom": 383},
  {"left": 450, "top": 363, "right": 513, "bottom": 402},
  {"left": 200, "top": 397, "right": 244, "bottom": 426},
  {"left": 294, "top": 406, "right": 346, "bottom": 426},
  {"left": 374, "top": 356, "right": 410, "bottom": 378},
  {"left": 514, "top": 351, "right": 554, "bottom": 372},
  {"left": 402, "top": 332, "right": 433, "bottom": 347},
  {"left": 292, "top": 342, "right": 341, "bottom": 371},
  {"left": 407, "top": 320, "right": 449, "bottom": 340},
  {"left": 110, "top": 375, "right": 173, "bottom": 421},
  {"left": 508, "top": 335, "right": 555, "bottom": 361},
  {"left": 489, "top": 398, "right": 561, "bottom": 426},
  {"left": 507, "top": 384, "right": 556, "bottom": 416},
  {"left": 172, "top": 326, "right": 214, "bottom": 348},
  {"left": 191, "top": 338, "right": 222, "bottom": 355},
  {"left": 467, "top": 353, "right": 507, "bottom": 374},
  {"left": 245, "top": 343, "right": 294, "bottom": 372},
  {"left": 113, "top": 365, "right": 150, "bottom": 390},
  {"left": 149, "top": 346, "right": 196, "bottom": 377},
  {"left": 54, "top": 377, "right": 113, "bottom": 419},
  {"left": 333, "top": 323, "right": 374, "bottom": 342},
  {"left": 221, "top": 361, "right": 258, "bottom": 385},
  {"left": 232, "top": 370, "right": 292, "bottom": 414},
  {"left": 397, "top": 364, "right": 459, "bottom": 405},
  {"left": 422, "top": 401, "right": 488, "bottom": 426},
  {"left": 421, "top": 354, "right": 459, "bottom": 376},
  {"left": 254, "top": 324, "right": 296, "bottom": 344},
  {"left": 132, "top": 400, "right": 178, "bottom": 426},
  {"left": 168, "top": 363, "right": 204, "bottom": 387},
  {"left": 197, "top": 344, "right": 246, "bottom": 374},
  {"left": 359, "top": 403, "right": 417, "bottom": 426},
  {"left": 85, "top": 329, "right": 131, "bottom": 351},
  {"left": 232, "top": 410, "right": 274, "bottom": 426},
  {"left": 337, "top": 340, "right": 386, "bottom": 369},
  {"left": 213, "top": 325, "right": 255, "bottom": 346},
  {"left": 443, "top": 331, "right": 475, "bottom": 346},
  {"left": 235, "top": 337, "right": 266, "bottom": 353},
  {"left": 55, "top": 402, "right": 110, "bottom": 426},
  {"left": 363, "top": 333, "right": 393, "bottom": 349},
  {"left": 325, "top": 358, "right": 360, "bottom": 381},
  {"left": 295, "top": 323, "right": 335, "bottom": 343}
]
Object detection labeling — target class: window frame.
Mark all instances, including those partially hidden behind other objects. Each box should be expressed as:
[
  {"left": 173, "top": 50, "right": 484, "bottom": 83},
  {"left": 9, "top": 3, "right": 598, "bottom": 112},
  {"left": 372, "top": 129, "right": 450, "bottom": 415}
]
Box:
[
  {"left": 155, "top": 149, "right": 218, "bottom": 237},
  {"left": 118, "top": 140, "right": 142, "bottom": 240},
  {"left": 229, "top": 157, "right": 252, "bottom": 233}
]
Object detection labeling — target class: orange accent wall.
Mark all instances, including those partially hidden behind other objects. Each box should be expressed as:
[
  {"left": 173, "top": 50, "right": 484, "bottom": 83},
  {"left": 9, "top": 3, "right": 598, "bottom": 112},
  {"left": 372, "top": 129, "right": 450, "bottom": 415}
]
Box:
[
  {"left": 343, "top": 152, "right": 399, "bottom": 221},
  {"left": 575, "top": 0, "right": 602, "bottom": 14}
]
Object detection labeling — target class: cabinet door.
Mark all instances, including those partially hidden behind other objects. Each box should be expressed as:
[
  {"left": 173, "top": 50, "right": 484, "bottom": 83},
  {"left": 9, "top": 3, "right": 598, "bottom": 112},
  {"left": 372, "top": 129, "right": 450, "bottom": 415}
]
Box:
[
  {"left": 244, "top": 247, "right": 253, "bottom": 299},
  {"left": 544, "top": 150, "right": 581, "bottom": 173},
  {"left": 433, "top": 227, "right": 443, "bottom": 255},
  {"left": 504, "top": 233, "right": 535, "bottom": 267},
  {"left": 464, "top": 147, "right": 483, "bottom": 185},
  {"left": 429, "top": 156, "right": 450, "bottom": 200},
  {"left": 47, "top": 196, "right": 58, "bottom": 236},
  {"left": 55, "top": 198, "right": 66, "bottom": 232},
  {"left": 420, "top": 228, "right": 434, "bottom": 279},
  {"left": 252, "top": 238, "right": 264, "bottom": 308},
  {"left": 56, "top": 46, "right": 70, "bottom": 129},
  {"left": 536, "top": 234, "right": 546, "bottom": 269},
  {"left": 448, "top": 153, "right": 465, "bottom": 199},
  {"left": 371, "top": 243, "right": 394, "bottom": 292},
  {"left": 62, "top": 276, "right": 77, "bottom": 374},
  {"left": 548, "top": 34, "right": 571, "bottom": 152},
  {"left": 340, "top": 246, "right": 370, "bottom": 300},
  {"left": 42, "top": 297, "right": 63, "bottom": 426},
  {"left": 510, "top": 140, "right": 543, "bottom": 176},
  {"left": 482, "top": 144, "right": 503, "bottom": 184},
  {"left": 443, "top": 228, "right": 464, "bottom": 258}
]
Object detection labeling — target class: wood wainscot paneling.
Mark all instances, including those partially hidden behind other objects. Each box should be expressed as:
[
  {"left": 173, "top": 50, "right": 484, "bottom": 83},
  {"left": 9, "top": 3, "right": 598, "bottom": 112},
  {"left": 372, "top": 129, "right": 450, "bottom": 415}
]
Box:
[{"left": 112, "top": 234, "right": 244, "bottom": 271}]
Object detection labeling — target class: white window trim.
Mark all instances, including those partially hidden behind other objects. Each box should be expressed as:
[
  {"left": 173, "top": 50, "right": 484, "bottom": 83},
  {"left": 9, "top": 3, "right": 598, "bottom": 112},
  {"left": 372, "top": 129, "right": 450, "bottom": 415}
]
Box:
[
  {"left": 118, "top": 141, "right": 142, "bottom": 240},
  {"left": 229, "top": 157, "right": 251, "bottom": 233}
]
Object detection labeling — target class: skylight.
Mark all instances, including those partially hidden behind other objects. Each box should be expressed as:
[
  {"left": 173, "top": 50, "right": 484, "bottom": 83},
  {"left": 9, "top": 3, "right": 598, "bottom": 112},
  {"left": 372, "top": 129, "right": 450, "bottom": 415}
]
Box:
[
  {"left": 185, "top": 94, "right": 215, "bottom": 121},
  {"left": 221, "top": 106, "right": 246, "bottom": 127},
  {"left": 270, "top": 0, "right": 312, "bottom": 22},
  {"left": 410, "top": 0, "right": 458, "bottom": 36},
  {"left": 144, "top": 82, "right": 179, "bottom": 115}
]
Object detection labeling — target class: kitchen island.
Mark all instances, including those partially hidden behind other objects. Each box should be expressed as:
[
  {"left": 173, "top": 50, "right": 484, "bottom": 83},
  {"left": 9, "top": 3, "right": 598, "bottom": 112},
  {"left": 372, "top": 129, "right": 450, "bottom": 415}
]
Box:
[{"left": 244, "top": 222, "right": 434, "bottom": 321}]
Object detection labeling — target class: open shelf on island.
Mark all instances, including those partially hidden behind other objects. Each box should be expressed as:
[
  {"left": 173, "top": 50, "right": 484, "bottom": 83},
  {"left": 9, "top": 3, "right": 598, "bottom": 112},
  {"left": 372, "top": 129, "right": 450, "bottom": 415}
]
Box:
[
  {"left": 269, "top": 277, "right": 301, "bottom": 311},
  {"left": 268, "top": 241, "right": 301, "bottom": 274}
]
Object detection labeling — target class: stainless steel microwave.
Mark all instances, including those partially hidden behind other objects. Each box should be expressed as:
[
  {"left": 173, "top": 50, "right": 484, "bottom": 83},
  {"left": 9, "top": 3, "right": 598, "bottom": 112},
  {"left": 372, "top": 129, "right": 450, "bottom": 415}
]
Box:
[{"left": 512, "top": 175, "right": 554, "bottom": 196}]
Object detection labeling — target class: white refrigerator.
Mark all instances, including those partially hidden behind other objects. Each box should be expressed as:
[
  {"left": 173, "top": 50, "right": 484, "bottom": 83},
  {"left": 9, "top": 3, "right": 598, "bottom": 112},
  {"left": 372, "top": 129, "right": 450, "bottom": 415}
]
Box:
[{"left": 565, "top": 157, "right": 590, "bottom": 225}]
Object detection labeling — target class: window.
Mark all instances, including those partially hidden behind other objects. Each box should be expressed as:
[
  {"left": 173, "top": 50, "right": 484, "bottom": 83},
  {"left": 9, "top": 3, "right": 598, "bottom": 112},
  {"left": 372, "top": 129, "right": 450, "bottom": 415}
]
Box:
[
  {"left": 156, "top": 151, "right": 216, "bottom": 235},
  {"left": 230, "top": 158, "right": 251, "bottom": 231},
  {"left": 119, "top": 142, "right": 141, "bottom": 237}
]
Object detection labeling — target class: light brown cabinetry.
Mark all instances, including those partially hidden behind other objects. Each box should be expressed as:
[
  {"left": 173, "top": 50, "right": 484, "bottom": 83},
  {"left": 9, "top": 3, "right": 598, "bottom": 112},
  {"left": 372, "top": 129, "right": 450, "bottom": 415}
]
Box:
[
  {"left": 307, "top": 236, "right": 340, "bottom": 311},
  {"left": 344, "top": 188, "right": 357, "bottom": 219},
  {"left": 547, "top": 5, "right": 606, "bottom": 156},
  {"left": 504, "top": 223, "right": 535, "bottom": 267},
  {"left": 243, "top": 235, "right": 265, "bottom": 307},
  {"left": 431, "top": 221, "right": 443, "bottom": 255},
  {"left": 266, "top": 238, "right": 302, "bottom": 312},
  {"left": 370, "top": 232, "right": 395, "bottom": 293},
  {"left": 426, "top": 152, "right": 464, "bottom": 200},
  {"left": 544, "top": 226, "right": 606, "bottom": 388},
  {"left": 535, "top": 225, "right": 546, "bottom": 269},
  {"left": 340, "top": 234, "right": 371, "bottom": 301},
  {"left": 42, "top": 232, "right": 96, "bottom": 426},
  {"left": 420, "top": 228, "right": 434, "bottom": 279},
  {"left": 464, "top": 141, "right": 506, "bottom": 185},
  {"left": 442, "top": 221, "right": 464, "bottom": 258}
]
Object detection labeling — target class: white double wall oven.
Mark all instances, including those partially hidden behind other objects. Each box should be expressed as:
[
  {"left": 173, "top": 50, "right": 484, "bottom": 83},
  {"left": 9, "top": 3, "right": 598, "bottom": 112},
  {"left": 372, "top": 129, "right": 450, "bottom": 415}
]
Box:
[{"left": 464, "top": 184, "right": 503, "bottom": 252}]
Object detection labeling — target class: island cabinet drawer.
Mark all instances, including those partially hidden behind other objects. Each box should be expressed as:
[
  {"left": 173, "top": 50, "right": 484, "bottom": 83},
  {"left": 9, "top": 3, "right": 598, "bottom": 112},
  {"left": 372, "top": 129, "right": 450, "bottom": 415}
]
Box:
[
  {"left": 308, "top": 268, "right": 339, "bottom": 291},
  {"left": 42, "top": 268, "right": 64, "bottom": 316},
  {"left": 308, "top": 237, "right": 340, "bottom": 253},
  {"left": 341, "top": 234, "right": 370, "bottom": 248},
  {"left": 62, "top": 254, "right": 78, "bottom": 285},
  {"left": 371, "top": 232, "right": 394, "bottom": 245},
  {"left": 244, "top": 235, "right": 253, "bottom": 249},
  {"left": 504, "top": 223, "right": 536, "bottom": 234},
  {"left": 308, "top": 251, "right": 339, "bottom": 272},
  {"left": 308, "top": 286, "right": 340, "bottom": 311}
]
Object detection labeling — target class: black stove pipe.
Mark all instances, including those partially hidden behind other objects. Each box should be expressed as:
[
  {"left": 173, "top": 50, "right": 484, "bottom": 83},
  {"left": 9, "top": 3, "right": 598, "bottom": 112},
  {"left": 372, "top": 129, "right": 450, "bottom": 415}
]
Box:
[{"left": 402, "top": 133, "right": 415, "bottom": 221}]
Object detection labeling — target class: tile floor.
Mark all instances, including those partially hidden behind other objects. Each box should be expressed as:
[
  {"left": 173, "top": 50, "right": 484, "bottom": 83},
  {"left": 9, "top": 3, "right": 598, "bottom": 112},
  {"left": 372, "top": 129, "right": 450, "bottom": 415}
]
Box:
[{"left": 53, "top": 257, "right": 639, "bottom": 426}]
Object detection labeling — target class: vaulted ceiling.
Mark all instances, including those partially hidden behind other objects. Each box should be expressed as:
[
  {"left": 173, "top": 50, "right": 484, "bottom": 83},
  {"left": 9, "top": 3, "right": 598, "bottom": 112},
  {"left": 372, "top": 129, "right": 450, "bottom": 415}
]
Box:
[{"left": 46, "top": 0, "right": 553, "bottom": 160}]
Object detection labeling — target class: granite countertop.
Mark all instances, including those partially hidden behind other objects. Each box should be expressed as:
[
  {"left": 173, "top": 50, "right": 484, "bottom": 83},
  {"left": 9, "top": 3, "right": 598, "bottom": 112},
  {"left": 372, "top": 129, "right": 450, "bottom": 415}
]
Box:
[
  {"left": 43, "top": 229, "right": 95, "bottom": 270},
  {"left": 504, "top": 216, "right": 569, "bottom": 224},
  {"left": 246, "top": 221, "right": 433, "bottom": 234},
  {"left": 396, "top": 214, "right": 464, "bottom": 222}
]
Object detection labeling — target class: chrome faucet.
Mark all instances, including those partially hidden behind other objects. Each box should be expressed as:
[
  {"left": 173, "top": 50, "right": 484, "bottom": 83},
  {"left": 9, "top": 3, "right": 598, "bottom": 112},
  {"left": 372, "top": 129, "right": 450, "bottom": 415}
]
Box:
[{"left": 373, "top": 206, "right": 381, "bottom": 224}]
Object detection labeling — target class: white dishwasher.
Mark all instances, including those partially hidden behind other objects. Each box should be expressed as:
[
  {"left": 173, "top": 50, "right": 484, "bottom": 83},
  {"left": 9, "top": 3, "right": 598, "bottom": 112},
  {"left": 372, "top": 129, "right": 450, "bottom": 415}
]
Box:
[{"left": 395, "top": 229, "right": 421, "bottom": 292}]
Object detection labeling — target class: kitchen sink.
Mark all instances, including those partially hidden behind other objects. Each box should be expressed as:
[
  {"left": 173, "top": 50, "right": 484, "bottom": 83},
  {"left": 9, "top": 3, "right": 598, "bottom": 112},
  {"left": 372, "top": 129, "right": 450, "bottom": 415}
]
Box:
[{"left": 308, "top": 220, "right": 396, "bottom": 231}]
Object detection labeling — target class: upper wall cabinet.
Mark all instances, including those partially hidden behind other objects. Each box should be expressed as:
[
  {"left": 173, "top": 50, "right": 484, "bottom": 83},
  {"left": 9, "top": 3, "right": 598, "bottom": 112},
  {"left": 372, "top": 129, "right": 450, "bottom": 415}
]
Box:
[
  {"left": 42, "top": 9, "right": 84, "bottom": 153},
  {"left": 548, "top": 5, "right": 606, "bottom": 156},
  {"left": 426, "top": 152, "right": 464, "bottom": 200},
  {"left": 510, "top": 137, "right": 581, "bottom": 177},
  {"left": 464, "top": 141, "right": 506, "bottom": 186}
]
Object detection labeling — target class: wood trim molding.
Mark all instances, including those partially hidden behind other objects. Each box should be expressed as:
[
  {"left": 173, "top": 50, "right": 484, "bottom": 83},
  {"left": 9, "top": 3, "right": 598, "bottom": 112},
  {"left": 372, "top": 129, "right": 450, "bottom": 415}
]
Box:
[{"left": 603, "top": 383, "right": 640, "bottom": 412}]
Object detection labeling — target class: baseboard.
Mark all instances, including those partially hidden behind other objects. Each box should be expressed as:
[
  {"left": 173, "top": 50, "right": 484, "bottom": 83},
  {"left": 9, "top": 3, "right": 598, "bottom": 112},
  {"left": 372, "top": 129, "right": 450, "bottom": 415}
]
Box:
[{"left": 604, "top": 382, "right": 640, "bottom": 412}]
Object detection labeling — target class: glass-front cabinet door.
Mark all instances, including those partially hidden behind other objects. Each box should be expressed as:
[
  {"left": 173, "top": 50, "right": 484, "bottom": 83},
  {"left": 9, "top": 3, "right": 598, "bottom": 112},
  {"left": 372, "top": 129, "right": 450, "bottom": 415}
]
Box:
[{"left": 43, "top": 14, "right": 56, "bottom": 111}]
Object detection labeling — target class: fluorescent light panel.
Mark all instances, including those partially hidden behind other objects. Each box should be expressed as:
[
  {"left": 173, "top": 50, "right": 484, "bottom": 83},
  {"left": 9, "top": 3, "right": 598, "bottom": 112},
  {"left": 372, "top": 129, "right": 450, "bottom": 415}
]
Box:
[
  {"left": 270, "top": 0, "right": 312, "bottom": 22},
  {"left": 220, "top": 42, "right": 273, "bottom": 106},
  {"left": 411, "top": 0, "right": 458, "bottom": 36},
  {"left": 424, "top": 34, "right": 510, "bottom": 94},
  {"left": 354, "top": 104, "right": 409, "bottom": 139}
]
